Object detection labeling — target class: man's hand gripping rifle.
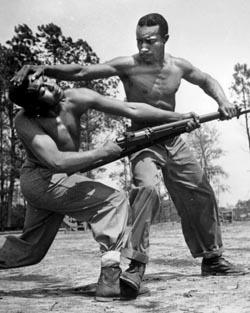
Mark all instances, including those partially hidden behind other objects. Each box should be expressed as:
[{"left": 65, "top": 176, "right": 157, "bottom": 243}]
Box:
[{"left": 82, "top": 108, "right": 250, "bottom": 173}]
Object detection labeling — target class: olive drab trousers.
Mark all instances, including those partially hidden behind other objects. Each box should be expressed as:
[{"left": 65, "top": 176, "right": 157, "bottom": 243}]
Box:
[
  {"left": 130, "top": 135, "right": 224, "bottom": 258},
  {"left": 0, "top": 161, "right": 158, "bottom": 269}
]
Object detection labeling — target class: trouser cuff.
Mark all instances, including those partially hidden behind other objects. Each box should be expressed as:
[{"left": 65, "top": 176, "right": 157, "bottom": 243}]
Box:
[
  {"left": 121, "top": 247, "right": 148, "bottom": 264},
  {"left": 192, "top": 246, "right": 224, "bottom": 258}
]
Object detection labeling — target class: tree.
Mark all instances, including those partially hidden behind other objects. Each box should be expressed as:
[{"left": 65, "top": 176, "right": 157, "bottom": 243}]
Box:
[
  {"left": 0, "top": 43, "right": 28, "bottom": 229},
  {"left": 184, "top": 124, "right": 229, "bottom": 204},
  {"left": 231, "top": 63, "right": 250, "bottom": 152},
  {"left": 0, "top": 24, "right": 43, "bottom": 229}
]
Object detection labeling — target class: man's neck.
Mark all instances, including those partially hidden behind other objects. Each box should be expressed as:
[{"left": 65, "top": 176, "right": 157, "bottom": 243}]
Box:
[
  {"left": 46, "top": 91, "right": 65, "bottom": 117},
  {"left": 140, "top": 53, "right": 165, "bottom": 68}
]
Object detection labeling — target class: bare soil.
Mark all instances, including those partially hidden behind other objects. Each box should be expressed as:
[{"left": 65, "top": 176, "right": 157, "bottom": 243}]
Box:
[{"left": 1, "top": 221, "right": 250, "bottom": 313}]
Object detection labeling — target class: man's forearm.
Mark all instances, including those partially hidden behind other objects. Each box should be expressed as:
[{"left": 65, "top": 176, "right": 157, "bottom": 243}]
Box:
[
  {"left": 125, "top": 101, "right": 189, "bottom": 123},
  {"left": 48, "top": 148, "right": 112, "bottom": 173},
  {"left": 44, "top": 64, "right": 85, "bottom": 81}
]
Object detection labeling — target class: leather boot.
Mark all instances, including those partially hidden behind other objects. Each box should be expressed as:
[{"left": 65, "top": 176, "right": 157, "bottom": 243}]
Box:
[
  {"left": 120, "top": 260, "right": 146, "bottom": 294},
  {"left": 202, "top": 256, "right": 249, "bottom": 276},
  {"left": 95, "top": 265, "right": 121, "bottom": 302}
]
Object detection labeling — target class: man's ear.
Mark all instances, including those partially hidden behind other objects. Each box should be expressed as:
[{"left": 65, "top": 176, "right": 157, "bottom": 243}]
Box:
[{"left": 164, "top": 34, "right": 169, "bottom": 43}]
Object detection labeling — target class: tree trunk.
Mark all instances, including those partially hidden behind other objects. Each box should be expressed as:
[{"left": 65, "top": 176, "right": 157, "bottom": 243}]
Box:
[
  {"left": 7, "top": 101, "right": 15, "bottom": 228},
  {"left": 241, "top": 79, "right": 250, "bottom": 152},
  {"left": 0, "top": 104, "right": 4, "bottom": 230}
]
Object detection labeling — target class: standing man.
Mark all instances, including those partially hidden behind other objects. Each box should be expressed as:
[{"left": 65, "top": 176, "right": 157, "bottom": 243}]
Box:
[
  {"left": 13, "top": 12, "right": 248, "bottom": 293},
  {"left": 1, "top": 74, "right": 198, "bottom": 300}
]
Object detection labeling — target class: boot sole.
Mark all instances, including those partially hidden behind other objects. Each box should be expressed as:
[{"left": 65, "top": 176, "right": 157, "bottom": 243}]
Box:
[
  {"left": 95, "top": 295, "right": 120, "bottom": 302},
  {"left": 202, "top": 271, "right": 249, "bottom": 276},
  {"left": 120, "top": 286, "right": 150, "bottom": 300},
  {"left": 95, "top": 286, "right": 150, "bottom": 302}
]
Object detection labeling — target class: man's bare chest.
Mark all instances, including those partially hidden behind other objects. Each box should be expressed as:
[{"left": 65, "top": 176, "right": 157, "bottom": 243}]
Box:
[
  {"left": 124, "top": 67, "right": 182, "bottom": 100},
  {"left": 38, "top": 114, "right": 80, "bottom": 151}
]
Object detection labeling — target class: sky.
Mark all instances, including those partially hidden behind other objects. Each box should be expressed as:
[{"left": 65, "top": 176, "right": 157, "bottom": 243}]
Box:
[{"left": 0, "top": 0, "right": 250, "bottom": 206}]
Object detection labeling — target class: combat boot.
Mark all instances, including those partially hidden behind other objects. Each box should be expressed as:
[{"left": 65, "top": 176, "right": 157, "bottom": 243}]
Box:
[
  {"left": 120, "top": 260, "right": 146, "bottom": 295},
  {"left": 95, "top": 265, "right": 122, "bottom": 301},
  {"left": 202, "top": 256, "right": 249, "bottom": 276}
]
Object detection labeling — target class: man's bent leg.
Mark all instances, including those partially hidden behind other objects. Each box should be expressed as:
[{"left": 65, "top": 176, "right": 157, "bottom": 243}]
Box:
[
  {"left": 122, "top": 185, "right": 160, "bottom": 263},
  {"left": 76, "top": 182, "right": 129, "bottom": 301},
  {"left": 86, "top": 186, "right": 129, "bottom": 254},
  {"left": 121, "top": 184, "right": 160, "bottom": 295},
  {"left": 119, "top": 151, "right": 163, "bottom": 294},
  {"left": 28, "top": 172, "right": 130, "bottom": 300},
  {"left": 125, "top": 151, "right": 163, "bottom": 259},
  {"left": 0, "top": 204, "right": 64, "bottom": 269}
]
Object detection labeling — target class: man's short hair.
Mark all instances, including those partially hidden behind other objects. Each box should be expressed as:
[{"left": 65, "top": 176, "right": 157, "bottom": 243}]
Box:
[
  {"left": 137, "top": 13, "right": 169, "bottom": 37},
  {"left": 9, "top": 78, "right": 44, "bottom": 117}
]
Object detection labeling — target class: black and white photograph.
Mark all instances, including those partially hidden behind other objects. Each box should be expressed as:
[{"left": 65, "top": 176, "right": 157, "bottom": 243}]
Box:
[{"left": 0, "top": 1, "right": 250, "bottom": 312}]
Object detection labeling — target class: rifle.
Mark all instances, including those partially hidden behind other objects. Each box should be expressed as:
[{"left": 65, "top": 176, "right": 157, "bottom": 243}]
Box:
[{"left": 81, "top": 109, "right": 250, "bottom": 173}]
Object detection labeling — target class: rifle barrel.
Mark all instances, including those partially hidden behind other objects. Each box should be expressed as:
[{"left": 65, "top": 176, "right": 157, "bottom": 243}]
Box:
[{"left": 80, "top": 109, "right": 250, "bottom": 173}]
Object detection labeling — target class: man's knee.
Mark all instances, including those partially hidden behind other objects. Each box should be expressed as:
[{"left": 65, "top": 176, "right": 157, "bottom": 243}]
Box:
[
  {"left": 140, "top": 184, "right": 158, "bottom": 195},
  {"left": 0, "top": 235, "right": 47, "bottom": 269},
  {"left": 114, "top": 190, "right": 129, "bottom": 207},
  {"left": 129, "top": 185, "right": 160, "bottom": 208},
  {"left": 134, "top": 184, "right": 159, "bottom": 197}
]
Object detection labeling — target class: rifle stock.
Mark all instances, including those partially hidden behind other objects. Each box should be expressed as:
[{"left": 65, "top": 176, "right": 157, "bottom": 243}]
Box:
[{"left": 80, "top": 109, "right": 250, "bottom": 173}]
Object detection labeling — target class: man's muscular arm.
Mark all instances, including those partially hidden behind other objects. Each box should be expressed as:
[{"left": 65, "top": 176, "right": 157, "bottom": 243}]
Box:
[
  {"left": 69, "top": 87, "right": 199, "bottom": 126},
  {"left": 15, "top": 113, "right": 122, "bottom": 174},
  {"left": 179, "top": 58, "right": 237, "bottom": 119},
  {"left": 12, "top": 56, "right": 130, "bottom": 84}
]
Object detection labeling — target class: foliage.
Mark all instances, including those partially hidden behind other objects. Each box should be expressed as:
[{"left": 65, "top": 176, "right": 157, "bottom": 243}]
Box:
[
  {"left": 231, "top": 63, "right": 250, "bottom": 152},
  {"left": 0, "top": 42, "right": 25, "bottom": 229},
  {"left": 235, "top": 199, "right": 250, "bottom": 210},
  {"left": 184, "top": 123, "right": 229, "bottom": 203}
]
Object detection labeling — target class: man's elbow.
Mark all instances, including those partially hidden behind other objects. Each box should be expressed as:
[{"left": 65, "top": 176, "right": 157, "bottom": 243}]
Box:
[
  {"left": 45, "top": 156, "right": 67, "bottom": 173},
  {"left": 199, "top": 74, "right": 216, "bottom": 90},
  {"left": 75, "top": 67, "right": 92, "bottom": 80},
  {"left": 74, "top": 69, "right": 86, "bottom": 80},
  {"left": 46, "top": 161, "right": 63, "bottom": 172},
  {"left": 125, "top": 105, "right": 139, "bottom": 120}
]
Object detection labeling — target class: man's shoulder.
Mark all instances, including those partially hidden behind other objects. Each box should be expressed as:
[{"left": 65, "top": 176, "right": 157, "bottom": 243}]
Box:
[
  {"left": 14, "top": 110, "right": 31, "bottom": 138},
  {"left": 14, "top": 109, "right": 26, "bottom": 127},
  {"left": 14, "top": 109, "right": 41, "bottom": 135},
  {"left": 65, "top": 87, "right": 90, "bottom": 100},
  {"left": 106, "top": 55, "right": 136, "bottom": 69},
  {"left": 15, "top": 109, "right": 35, "bottom": 125},
  {"left": 166, "top": 53, "right": 193, "bottom": 68}
]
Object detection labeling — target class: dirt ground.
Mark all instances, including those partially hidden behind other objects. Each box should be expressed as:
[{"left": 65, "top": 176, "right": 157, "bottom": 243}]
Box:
[{"left": 1, "top": 221, "right": 250, "bottom": 313}]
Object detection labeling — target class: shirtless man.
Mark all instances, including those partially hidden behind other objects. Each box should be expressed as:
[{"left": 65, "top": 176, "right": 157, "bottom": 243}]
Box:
[
  {"left": 13, "top": 13, "right": 247, "bottom": 290},
  {"left": 1, "top": 74, "right": 198, "bottom": 300}
]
